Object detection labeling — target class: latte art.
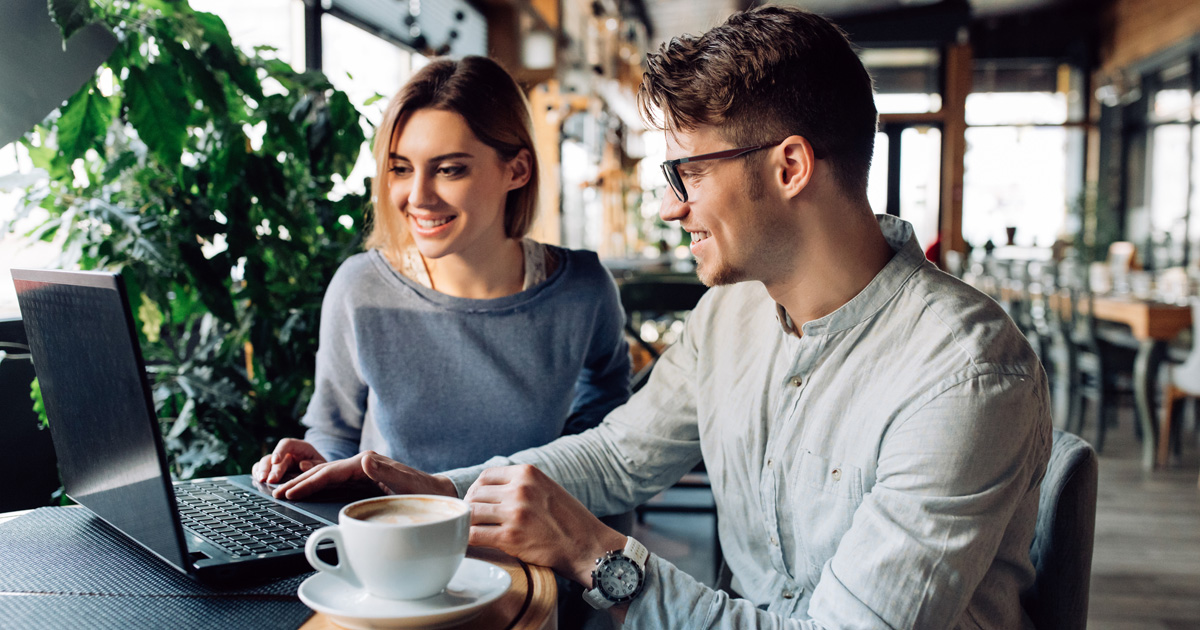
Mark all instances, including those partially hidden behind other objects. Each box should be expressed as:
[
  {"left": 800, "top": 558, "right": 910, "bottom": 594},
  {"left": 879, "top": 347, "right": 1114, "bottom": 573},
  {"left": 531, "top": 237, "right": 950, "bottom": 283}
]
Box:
[{"left": 347, "top": 497, "right": 466, "bottom": 525}]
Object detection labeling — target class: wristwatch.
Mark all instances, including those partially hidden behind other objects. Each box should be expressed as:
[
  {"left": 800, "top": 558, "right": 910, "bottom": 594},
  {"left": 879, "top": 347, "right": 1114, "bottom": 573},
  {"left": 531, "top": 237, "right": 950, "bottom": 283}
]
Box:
[{"left": 583, "top": 537, "right": 650, "bottom": 610}]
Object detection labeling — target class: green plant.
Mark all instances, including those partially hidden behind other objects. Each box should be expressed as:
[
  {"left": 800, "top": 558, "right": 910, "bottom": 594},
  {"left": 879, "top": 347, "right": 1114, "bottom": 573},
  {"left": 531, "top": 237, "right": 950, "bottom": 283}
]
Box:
[{"left": 5, "top": 0, "right": 369, "bottom": 478}]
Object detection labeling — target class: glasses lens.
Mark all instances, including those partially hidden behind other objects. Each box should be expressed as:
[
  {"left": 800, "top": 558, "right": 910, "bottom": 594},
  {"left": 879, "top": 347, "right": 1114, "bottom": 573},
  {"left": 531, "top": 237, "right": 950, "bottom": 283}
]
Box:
[{"left": 661, "top": 163, "right": 687, "bottom": 202}]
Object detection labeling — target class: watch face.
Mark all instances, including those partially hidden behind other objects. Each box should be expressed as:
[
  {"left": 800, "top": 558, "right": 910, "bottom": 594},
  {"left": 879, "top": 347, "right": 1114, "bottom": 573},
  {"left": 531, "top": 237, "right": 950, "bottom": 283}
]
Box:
[{"left": 596, "top": 555, "right": 642, "bottom": 600}]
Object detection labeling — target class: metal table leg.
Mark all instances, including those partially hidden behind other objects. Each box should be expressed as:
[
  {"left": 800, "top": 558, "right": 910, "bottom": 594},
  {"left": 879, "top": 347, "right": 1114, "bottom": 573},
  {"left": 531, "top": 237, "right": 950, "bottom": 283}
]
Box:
[{"left": 1133, "top": 339, "right": 1167, "bottom": 470}]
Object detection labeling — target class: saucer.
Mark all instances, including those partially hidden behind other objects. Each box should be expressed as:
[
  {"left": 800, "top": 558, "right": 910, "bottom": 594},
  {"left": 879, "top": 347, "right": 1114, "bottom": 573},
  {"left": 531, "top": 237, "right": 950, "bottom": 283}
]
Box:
[{"left": 297, "top": 558, "right": 512, "bottom": 630}]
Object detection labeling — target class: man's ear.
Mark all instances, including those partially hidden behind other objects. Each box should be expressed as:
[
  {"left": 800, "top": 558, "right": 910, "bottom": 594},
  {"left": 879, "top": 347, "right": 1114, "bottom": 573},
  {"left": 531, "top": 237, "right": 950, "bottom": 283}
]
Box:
[
  {"left": 507, "top": 148, "right": 534, "bottom": 191},
  {"left": 776, "top": 135, "right": 817, "bottom": 199}
]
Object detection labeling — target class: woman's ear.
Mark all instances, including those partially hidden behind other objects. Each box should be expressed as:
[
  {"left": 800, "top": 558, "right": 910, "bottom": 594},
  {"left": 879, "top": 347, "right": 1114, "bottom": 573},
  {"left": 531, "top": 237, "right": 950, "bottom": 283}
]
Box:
[
  {"left": 777, "top": 135, "right": 817, "bottom": 198},
  {"left": 507, "top": 148, "right": 534, "bottom": 191}
]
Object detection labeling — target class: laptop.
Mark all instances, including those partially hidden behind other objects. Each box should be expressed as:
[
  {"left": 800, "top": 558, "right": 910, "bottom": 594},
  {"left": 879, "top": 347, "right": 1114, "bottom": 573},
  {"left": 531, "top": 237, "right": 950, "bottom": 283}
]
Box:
[{"left": 11, "top": 268, "right": 366, "bottom": 584}]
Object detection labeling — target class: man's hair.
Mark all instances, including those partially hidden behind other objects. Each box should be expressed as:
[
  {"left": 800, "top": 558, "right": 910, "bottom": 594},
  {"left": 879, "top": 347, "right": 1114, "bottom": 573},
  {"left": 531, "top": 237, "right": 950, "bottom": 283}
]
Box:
[
  {"left": 366, "top": 56, "right": 539, "bottom": 259},
  {"left": 638, "top": 5, "right": 877, "bottom": 195}
]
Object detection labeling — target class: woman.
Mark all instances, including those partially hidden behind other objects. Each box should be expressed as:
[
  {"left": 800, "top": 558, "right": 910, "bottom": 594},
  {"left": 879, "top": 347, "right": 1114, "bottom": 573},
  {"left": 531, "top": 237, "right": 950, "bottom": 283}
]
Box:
[{"left": 252, "top": 56, "right": 630, "bottom": 484}]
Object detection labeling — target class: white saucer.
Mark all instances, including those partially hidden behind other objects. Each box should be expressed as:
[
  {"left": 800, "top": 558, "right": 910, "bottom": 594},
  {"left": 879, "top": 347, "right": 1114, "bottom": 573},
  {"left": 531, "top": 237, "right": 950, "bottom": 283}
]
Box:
[{"left": 297, "top": 558, "right": 512, "bottom": 630}]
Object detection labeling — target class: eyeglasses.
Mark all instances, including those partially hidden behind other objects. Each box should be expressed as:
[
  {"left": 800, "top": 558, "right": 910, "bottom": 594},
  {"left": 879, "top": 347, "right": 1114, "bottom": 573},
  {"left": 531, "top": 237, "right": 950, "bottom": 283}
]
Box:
[{"left": 660, "top": 142, "right": 779, "bottom": 203}]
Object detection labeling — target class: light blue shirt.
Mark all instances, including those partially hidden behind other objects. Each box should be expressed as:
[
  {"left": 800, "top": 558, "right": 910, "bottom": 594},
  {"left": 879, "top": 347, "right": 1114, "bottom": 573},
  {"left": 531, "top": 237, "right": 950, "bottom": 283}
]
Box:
[{"left": 443, "top": 215, "right": 1052, "bottom": 629}]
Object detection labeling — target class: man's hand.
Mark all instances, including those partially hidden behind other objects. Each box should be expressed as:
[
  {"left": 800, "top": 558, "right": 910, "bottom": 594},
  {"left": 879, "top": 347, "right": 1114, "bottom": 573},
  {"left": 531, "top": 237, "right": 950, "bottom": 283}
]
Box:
[
  {"left": 252, "top": 438, "right": 326, "bottom": 484},
  {"left": 272, "top": 450, "right": 458, "bottom": 500},
  {"left": 464, "top": 464, "right": 627, "bottom": 586}
]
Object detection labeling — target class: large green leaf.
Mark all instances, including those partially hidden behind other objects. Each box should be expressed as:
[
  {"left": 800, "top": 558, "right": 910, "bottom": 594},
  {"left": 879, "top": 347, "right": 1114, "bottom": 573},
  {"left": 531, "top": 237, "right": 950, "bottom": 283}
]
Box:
[
  {"left": 47, "top": 0, "right": 94, "bottom": 42},
  {"left": 52, "top": 85, "right": 114, "bottom": 176},
  {"left": 124, "top": 64, "right": 189, "bottom": 169},
  {"left": 194, "top": 11, "right": 263, "bottom": 101}
]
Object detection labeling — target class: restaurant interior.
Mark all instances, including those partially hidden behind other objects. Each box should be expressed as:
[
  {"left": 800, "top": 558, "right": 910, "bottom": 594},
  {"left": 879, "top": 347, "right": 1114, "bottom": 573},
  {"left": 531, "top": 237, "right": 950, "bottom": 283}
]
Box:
[{"left": 2, "top": 0, "right": 1200, "bottom": 628}]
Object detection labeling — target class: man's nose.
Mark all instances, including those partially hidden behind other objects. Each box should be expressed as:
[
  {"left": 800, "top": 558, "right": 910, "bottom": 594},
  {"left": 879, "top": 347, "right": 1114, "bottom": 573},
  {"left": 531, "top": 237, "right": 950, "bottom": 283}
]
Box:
[{"left": 659, "top": 192, "right": 688, "bottom": 223}]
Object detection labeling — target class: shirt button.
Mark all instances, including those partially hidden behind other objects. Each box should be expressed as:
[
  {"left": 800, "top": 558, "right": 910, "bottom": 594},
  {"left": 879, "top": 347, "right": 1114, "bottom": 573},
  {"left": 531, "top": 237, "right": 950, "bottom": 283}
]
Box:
[
  {"left": 831, "top": 468, "right": 842, "bottom": 481},
  {"left": 769, "top": 535, "right": 778, "bottom": 546},
  {"left": 789, "top": 376, "right": 803, "bottom": 387},
  {"left": 766, "top": 458, "right": 774, "bottom": 467},
  {"left": 782, "top": 588, "right": 796, "bottom": 599}
]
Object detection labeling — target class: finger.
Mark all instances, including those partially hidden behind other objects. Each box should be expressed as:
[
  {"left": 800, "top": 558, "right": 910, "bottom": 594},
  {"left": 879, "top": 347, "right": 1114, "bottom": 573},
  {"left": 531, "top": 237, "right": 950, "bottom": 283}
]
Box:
[
  {"left": 268, "top": 453, "right": 294, "bottom": 484},
  {"left": 281, "top": 458, "right": 365, "bottom": 500},
  {"left": 468, "top": 502, "right": 508, "bottom": 525},
  {"left": 463, "top": 482, "right": 506, "bottom": 504},
  {"left": 473, "top": 466, "right": 519, "bottom": 487},
  {"left": 298, "top": 460, "right": 315, "bottom": 472},
  {"left": 252, "top": 456, "right": 270, "bottom": 482},
  {"left": 468, "top": 524, "right": 509, "bottom": 550}
]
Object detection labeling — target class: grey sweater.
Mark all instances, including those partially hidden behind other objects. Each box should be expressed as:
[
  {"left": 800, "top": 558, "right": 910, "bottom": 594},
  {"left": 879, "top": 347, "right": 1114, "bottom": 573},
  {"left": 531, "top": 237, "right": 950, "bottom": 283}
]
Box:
[{"left": 301, "top": 246, "right": 631, "bottom": 472}]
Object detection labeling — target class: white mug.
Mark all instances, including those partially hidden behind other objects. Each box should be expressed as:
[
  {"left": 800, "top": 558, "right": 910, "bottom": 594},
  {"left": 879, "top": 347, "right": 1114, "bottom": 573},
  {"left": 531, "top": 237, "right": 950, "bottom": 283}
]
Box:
[{"left": 304, "top": 494, "right": 470, "bottom": 600}]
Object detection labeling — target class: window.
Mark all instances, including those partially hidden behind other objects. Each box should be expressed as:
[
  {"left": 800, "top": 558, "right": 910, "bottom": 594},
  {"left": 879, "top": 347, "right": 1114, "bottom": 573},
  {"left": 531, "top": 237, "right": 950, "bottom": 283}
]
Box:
[
  {"left": 861, "top": 47, "right": 942, "bottom": 115},
  {"left": 961, "top": 61, "right": 1083, "bottom": 249},
  {"left": 1128, "top": 55, "right": 1199, "bottom": 266}
]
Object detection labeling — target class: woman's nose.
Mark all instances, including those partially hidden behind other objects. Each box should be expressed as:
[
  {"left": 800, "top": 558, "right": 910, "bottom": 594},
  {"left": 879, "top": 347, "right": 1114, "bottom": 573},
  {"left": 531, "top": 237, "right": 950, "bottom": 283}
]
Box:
[{"left": 408, "top": 174, "right": 438, "bottom": 208}]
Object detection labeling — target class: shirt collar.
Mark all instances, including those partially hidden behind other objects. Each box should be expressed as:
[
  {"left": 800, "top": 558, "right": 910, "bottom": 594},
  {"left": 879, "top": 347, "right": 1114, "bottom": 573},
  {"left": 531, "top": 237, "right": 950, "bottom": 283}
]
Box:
[{"left": 774, "top": 214, "right": 926, "bottom": 337}]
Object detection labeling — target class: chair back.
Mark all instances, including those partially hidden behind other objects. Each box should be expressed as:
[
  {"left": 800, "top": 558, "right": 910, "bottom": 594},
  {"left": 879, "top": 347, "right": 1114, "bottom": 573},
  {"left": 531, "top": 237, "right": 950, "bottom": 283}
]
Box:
[
  {"left": 0, "top": 317, "right": 59, "bottom": 511},
  {"left": 1022, "top": 429, "right": 1098, "bottom": 630},
  {"left": 617, "top": 277, "right": 707, "bottom": 391},
  {"left": 1169, "top": 298, "right": 1200, "bottom": 395}
]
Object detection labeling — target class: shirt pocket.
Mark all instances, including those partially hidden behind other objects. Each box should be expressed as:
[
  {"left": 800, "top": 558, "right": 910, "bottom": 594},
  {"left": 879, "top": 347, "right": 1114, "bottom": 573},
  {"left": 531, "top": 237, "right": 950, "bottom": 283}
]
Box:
[{"left": 792, "top": 450, "right": 864, "bottom": 582}]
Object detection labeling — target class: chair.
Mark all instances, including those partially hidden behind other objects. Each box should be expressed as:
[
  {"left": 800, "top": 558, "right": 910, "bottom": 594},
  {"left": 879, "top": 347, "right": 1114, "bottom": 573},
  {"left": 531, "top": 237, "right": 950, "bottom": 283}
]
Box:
[
  {"left": 1053, "top": 261, "right": 1137, "bottom": 451},
  {"left": 1022, "top": 429, "right": 1099, "bottom": 630},
  {"left": 0, "top": 317, "right": 59, "bottom": 512},
  {"left": 1158, "top": 298, "right": 1200, "bottom": 486},
  {"left": 618, "top": 277, "right": 709, "bottom": 392}
]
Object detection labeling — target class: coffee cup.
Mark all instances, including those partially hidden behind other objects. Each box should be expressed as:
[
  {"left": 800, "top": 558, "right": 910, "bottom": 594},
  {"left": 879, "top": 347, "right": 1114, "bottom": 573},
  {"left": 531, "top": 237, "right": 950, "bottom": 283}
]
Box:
[{"left": 304, "top": 494, "right": 470, "bottom": 600}]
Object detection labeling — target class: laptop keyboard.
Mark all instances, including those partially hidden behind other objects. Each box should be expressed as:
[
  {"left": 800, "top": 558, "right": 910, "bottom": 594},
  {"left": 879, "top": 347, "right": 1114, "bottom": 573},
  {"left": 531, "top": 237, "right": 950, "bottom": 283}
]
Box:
[{"left": 175, "top": 479, "right": 324, "bottom": 558}]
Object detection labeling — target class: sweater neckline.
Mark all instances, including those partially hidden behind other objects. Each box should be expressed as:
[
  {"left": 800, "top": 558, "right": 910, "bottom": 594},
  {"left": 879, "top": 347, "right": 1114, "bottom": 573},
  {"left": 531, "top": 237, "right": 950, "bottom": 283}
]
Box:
[{"left": 367, "top": 246, "right": 571, "bottom": 312}]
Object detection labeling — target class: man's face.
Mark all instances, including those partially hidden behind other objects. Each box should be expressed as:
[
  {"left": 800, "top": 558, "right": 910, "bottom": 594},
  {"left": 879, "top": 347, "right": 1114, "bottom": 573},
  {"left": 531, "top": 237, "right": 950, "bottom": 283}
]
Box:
[{"left": 660, "top": 126, "right": 778, "bottom": 287}]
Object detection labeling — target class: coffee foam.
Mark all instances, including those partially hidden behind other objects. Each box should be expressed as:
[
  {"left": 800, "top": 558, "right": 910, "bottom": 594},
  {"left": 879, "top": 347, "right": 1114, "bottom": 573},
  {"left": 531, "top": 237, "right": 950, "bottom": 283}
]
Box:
[{"left": 348, "top": 496, "right": 465, "bottom": 525}]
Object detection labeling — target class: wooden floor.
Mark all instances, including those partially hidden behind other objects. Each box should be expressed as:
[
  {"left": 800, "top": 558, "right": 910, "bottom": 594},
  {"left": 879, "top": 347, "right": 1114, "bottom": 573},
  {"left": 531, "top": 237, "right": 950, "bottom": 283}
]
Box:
[
  {"left": 634, "top": 403, "right": 1200, "bottom": 628},
  {"left": 1087, "top": 406, "right": 1200, "bottom": 630}
]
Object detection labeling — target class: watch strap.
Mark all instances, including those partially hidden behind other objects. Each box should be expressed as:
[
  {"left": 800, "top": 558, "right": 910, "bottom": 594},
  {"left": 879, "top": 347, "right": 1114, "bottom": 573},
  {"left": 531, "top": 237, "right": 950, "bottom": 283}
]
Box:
[{"left": 623, "top": 536, "right": 649, "bottom": 570}]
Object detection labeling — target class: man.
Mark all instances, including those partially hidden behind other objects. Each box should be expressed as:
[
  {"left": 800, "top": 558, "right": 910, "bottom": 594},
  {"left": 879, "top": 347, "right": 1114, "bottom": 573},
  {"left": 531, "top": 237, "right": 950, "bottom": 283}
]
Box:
[{"left": 273, "top": 6, "right": 1051, "bottom": 628}]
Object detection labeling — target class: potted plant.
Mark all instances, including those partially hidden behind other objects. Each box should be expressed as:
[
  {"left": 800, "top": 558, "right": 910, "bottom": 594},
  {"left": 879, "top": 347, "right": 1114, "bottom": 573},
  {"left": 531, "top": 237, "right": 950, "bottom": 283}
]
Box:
[{"left": 4, "top": 0, "right": 369, "bottom": 478}]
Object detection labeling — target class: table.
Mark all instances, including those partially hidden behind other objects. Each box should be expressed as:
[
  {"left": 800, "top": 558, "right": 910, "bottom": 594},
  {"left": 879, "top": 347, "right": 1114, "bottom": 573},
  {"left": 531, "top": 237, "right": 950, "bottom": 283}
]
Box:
[
  {"left": 0, "top": 510, "right": 558, "bottom": 630},
  {"left": 1046, "top": 294, "right": 1193, "bottom": 470},
  {"left": 1088, "top": 296, "right": 1192, "bottom": 471}
]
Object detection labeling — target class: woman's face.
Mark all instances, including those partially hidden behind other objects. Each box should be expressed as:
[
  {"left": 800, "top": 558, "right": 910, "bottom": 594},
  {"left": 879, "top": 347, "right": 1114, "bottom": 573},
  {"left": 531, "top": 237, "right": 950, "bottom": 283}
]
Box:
[{"left": 387, "top": 108, "right": 530, "bottom": 263}]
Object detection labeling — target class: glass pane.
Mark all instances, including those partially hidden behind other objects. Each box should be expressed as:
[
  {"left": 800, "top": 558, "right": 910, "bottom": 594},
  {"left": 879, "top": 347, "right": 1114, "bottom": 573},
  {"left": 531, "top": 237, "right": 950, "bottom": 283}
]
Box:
[
  {"left": 962, "top": 126, "right": 1068, "bottom": 249},
  {"left": 867, "top": 132, "right": 888, "bottom": 215},
  {"left": 899, "top": 127, "right": 941, "bottom": 251},
  {"left": 190, "top": 0, "right": 303, "bottom": 68},
  {"left": 1151, "top": 89, "right": 1193, "bottom": 123},
  {"left": 965, "top": 92, "right": 1068, "bottom": 125},
  {"left": 0, "top": 144, "right": 57, "bottom": 317},
  {"left": 1149, "top": 124, "right": 1191, "bottom": 234},
  {"left": 322, "top": 15, "right": 420, "bottom": 199},
  {"left": 1192, "top": 127, "right": 1200, "bottom": 262},
  {"left": 861, "top": 47, "right": 941, "bottom": 115}
]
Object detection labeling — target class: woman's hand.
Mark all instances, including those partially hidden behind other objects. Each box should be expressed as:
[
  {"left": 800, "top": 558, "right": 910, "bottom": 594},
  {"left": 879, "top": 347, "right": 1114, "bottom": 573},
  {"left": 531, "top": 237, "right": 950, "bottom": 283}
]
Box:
[
  {"left": 252, "top": 438, "right": 327, "bottom": 484},
  {"left": 272, "top": 450, "right": 458, "bottom": 500}
]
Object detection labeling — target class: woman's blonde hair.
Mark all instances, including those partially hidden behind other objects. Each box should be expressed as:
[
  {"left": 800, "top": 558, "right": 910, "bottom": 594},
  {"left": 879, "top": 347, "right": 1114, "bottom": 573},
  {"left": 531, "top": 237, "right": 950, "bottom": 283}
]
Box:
[{"left": 365, "top": 56, "right": 539, "bottom": 260}]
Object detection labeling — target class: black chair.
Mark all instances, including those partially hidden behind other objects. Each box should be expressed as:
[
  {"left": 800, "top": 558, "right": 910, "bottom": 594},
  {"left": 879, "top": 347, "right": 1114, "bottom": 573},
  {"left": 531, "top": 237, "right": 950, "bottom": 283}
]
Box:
[
  {"left": 1050, "top": 261, "right": 1137, "bottom": 451},
  {"left": 616, "top": 277, "right": 721, "bottom": 574},
  {"left": 0, "top": 317, "right": 59, "bottom": 512},
  {"left": 1022, "top": 429, "right": 1099, "bottom": 630}
]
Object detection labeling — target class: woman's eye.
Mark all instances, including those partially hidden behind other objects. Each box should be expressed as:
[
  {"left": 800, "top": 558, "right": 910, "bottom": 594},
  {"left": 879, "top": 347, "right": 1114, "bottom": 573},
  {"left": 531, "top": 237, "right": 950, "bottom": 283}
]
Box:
[
  {"left": 438, "top": 165, "right": 467, "bottom": 177},
  {"left": 389, "top": 164, "right": 412, "bottom": 176}
]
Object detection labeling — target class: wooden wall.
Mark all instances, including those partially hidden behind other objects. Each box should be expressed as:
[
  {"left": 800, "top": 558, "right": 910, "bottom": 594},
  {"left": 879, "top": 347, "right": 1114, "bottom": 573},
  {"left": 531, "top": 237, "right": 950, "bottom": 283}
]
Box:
[{"left": 1100, "top": 0, "right": 1200, "bottom": 71}]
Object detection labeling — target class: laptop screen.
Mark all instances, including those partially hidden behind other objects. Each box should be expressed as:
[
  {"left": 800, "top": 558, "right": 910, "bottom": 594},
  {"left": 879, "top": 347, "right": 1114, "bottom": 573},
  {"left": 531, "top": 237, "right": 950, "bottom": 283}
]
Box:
[{"left": 12, "top": 269, "right": 189, "bottom": 571}]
